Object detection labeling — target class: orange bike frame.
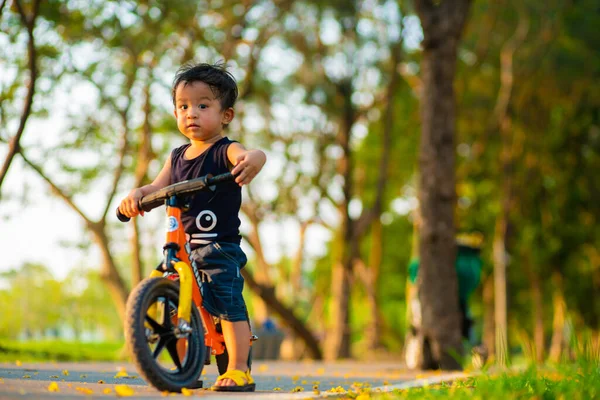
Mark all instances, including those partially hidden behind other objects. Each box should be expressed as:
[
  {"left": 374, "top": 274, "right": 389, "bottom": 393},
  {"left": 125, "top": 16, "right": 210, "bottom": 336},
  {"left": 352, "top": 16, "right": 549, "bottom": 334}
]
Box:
[{"left": 151, "top": 202, "right": 226, "bottom": 355}]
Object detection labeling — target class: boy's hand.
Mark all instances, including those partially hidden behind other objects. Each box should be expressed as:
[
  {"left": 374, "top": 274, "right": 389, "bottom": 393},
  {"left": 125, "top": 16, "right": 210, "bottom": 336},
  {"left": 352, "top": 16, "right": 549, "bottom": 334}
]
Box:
[
  {"left": 231, "top": 149, "right": 266, "bottom": 186},
  {"left": 118, "top": 188, "right": 145, "bottom": 218}
]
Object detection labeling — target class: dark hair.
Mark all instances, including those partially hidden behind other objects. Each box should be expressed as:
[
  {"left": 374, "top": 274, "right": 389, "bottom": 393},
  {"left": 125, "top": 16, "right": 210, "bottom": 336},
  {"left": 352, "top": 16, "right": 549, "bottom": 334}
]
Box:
[{"left": 171, "top": 62, "right": 238, "bottom": 110}]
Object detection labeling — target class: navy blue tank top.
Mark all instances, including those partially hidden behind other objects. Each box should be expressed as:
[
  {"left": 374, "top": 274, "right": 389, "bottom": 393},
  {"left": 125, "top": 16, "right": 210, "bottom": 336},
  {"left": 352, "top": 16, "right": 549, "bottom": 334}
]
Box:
[{"left": 170, "top": 137, "right": 242, "bottom": 248}]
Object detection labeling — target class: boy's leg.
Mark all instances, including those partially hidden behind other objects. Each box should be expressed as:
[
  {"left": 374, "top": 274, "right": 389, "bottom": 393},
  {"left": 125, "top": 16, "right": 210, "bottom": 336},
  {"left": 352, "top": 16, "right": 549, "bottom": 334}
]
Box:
[{"left": 214, "top": 320, "right": 251, "bottom": 387}]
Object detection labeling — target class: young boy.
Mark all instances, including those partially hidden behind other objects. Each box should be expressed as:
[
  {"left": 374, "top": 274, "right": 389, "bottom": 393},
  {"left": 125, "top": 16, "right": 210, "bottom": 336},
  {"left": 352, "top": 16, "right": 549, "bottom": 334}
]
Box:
[{"left": 118, "top": 62, "right": 266, "bottom": 392}]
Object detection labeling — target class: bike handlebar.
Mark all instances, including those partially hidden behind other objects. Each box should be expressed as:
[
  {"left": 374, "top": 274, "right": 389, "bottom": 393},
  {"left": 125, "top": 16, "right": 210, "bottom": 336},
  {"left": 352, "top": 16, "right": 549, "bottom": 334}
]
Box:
[{"left": 116, "top": 172, "right": 236, "bottom": 222}]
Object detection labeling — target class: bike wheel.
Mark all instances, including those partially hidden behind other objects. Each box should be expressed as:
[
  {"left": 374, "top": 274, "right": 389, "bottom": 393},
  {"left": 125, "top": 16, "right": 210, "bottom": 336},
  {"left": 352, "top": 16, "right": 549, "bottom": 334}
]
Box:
[{"left": 125, "top": 277, "right": 205, "bottom": 392}]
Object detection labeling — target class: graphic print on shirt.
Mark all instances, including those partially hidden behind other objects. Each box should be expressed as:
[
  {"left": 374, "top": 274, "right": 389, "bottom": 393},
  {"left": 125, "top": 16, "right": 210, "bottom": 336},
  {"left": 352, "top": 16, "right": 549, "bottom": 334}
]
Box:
[{"left": 187, "top": 210, "right": 218, "bottom": 245}]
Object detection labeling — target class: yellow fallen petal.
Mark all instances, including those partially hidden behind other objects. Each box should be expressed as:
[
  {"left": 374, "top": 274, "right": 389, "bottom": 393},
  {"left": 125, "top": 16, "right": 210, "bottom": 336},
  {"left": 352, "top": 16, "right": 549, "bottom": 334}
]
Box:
[
  {"left": 181, "top": 388, "right": 193, "bottom": 396},
  {"left": 50, "top": 375, "right": 59, "bottom": 378},
  {"left": 115, "top": 384, "right": 135, "bottom": 397},
  {"left": 23, "top": 375, "right": 31, "bottom": 379},
  {"left": 258, "top": 364, "right": 269, "bottom": 372},
  {"left": 15, "top": 360, "right": 22, "bottom": 366},
  {"left": 80, "top": 374, "right": 87, "bottom": 378},
  {"left": 273, "top": 387, "right": 281, "bottom": 391},
  {"left": 62, "top": 369, "right": 69, "bottom": 376},
  {"left": 103, "top": 388, "right": 112, "bottom": 394},
  {"left": 97, "top": 380, "right": 104, "bottom": 384},
  {"left": 76, "top": 387, "right": 93, "bottom": 395},
  {"left": 292, "top": 386, "right": 304, "bottom": 392},
  {"left": 48, "top": 382, "right": 60, "bottom": 392},
  {"left": 114, "top": 370, "right": 129, "bottom": 378}
]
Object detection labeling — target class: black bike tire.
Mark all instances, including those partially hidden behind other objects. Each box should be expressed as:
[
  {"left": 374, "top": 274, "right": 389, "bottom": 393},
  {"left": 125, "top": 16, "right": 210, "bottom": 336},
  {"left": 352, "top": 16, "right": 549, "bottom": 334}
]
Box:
[{"left": 125, "top": 277, "right": 205, "bottom": 392}]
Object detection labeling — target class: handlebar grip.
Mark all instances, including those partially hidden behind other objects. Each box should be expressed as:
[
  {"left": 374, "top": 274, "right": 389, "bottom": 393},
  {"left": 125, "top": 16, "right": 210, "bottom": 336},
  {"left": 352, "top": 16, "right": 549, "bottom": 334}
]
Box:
[
  {"left": 206, "top": 172, "right": 236, "bottom": 185},
  {"left": 139, "top": 192, "right": 167, "bottom": 212},
  {"left": 116, "top": 207, "right": 131, "bottom": 222}
]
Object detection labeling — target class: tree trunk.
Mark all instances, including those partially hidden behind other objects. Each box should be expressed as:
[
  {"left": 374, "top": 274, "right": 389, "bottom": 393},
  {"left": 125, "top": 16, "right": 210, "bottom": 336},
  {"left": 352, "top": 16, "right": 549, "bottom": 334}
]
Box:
[
  {"left": 549, "top": 271, "right": 566, "bottom": 363},
  {"left": 0, "top": 0, "right": 39, "bottom": 192},
  {"left": 89, "top": 223, "right": 129, "bottom": 321},
  {"left": 414, "top": 0, "right": 472, "bottom": 370},
  {"left": 326, "top": 258, "right": 353, "bottom": 360},
  {"left": 131, "top": 221, "right": 143, "bottom": 286},
  {"left": 365, "top": 219, "right": 383, "bottom": 351},
  {"left": 491, "top": 6, "right": 529, "bottom": 368},
  {"left": 325, "top": 79, "right": 356, "bottom": 360},
  {"left": 493, "top": 216, "right": 509, "bottom": 367},
  {"left": 482, "top": 274, "right": 495, "bottom": 356},
  {"left": 129, "top": 77, "right": 156, "bottom": 286},
  {"left": 530, "top": 268, "right": 545, "bottom": 363},
  {"left": 242, "top": 268, "right": 322, "bottom": 359}
]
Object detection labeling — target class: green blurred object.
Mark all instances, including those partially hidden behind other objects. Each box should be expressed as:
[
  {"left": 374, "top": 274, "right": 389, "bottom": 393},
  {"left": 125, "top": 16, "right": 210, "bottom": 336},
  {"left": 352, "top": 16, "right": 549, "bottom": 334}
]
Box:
[
  {"left": 0, "top": 340, "right": 124, "bottom": 362},
  {"left": 408, "top": 244, "right": 482, "bottom": 304}
]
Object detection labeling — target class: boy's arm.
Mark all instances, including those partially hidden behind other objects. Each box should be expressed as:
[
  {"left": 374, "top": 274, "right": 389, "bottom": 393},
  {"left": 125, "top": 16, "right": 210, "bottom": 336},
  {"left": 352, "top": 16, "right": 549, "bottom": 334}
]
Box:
[
  {"left": 227, "top": 143, "right": 266, "bottom": 186},
  {"left": 118, "top": 154, "right": 172, "bottom": 218}
]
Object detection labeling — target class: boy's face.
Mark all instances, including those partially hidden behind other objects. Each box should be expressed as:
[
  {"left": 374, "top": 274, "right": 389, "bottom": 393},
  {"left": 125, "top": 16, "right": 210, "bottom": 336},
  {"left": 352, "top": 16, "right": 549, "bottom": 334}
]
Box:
[{"left": 173, "top": 81, "right": 234, "bottom": 142}]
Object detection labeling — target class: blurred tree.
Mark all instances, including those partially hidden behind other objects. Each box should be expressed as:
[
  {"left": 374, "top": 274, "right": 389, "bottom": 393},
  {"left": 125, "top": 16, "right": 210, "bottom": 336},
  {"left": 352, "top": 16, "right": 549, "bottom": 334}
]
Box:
[
  {"left": 413, "top": 0, "right": 472, "bottom": 370},
  {"left": 456, "top": 0, "right": 600, "bottom": 365},
  {"left": 0, "top": 263, "right": 120, "bottom": 340},
  {"left": 0, "top": 263, "right": 63, "bottom": 338},
  {"left": 274, "top": 0, "right": 411, "bottom": 359},
  {"left": 0, "top": 0, "right": 41, "bottom": 193},
  {"left": 2, "top": 0, "right": 325, "bottom": 356}
]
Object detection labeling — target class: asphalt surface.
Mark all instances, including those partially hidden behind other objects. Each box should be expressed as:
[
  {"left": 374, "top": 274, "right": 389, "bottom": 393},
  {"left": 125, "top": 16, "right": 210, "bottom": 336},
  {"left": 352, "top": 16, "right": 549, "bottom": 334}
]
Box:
[{"left": 0, "top": 359, "right": 467, "bottom": 399}]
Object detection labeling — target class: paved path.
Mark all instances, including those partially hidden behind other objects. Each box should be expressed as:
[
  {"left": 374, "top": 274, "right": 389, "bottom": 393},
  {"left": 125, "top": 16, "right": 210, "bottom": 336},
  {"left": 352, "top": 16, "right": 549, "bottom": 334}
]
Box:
[{"left": 0, "top": 360, "right": 468, "bottom": 399}]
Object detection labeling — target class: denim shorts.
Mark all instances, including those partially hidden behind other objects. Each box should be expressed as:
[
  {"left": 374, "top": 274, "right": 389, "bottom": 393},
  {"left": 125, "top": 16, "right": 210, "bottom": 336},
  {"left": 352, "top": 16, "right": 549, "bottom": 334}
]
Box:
[{"left": 190, "top": 242, "right": 249, "bottom": 322}]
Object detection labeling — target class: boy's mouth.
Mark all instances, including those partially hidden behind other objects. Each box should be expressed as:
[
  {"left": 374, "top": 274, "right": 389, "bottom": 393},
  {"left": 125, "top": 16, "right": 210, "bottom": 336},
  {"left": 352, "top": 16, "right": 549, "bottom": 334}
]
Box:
[{"left": 187, "top": 124, "right": 200, "bottom": 128}]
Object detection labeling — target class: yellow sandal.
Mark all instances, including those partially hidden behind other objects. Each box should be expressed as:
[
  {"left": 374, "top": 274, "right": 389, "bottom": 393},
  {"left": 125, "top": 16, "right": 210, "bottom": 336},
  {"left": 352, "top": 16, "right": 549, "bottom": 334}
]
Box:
[{"left": 211, "top": 369, "right": 256, "bottom": 392}]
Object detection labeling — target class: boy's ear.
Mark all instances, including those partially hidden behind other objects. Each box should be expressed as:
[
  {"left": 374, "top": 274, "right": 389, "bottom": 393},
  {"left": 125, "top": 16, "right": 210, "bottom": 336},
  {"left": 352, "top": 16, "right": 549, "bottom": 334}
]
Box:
[{"left": 222, "top": 108, "right": 234, "bottom": 125}]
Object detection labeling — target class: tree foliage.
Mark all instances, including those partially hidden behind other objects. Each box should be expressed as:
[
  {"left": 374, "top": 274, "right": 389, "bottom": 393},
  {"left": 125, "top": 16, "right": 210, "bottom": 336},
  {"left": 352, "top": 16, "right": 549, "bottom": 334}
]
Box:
[{"left": 0, "top": 0, "right": 598, "bottom": 364}]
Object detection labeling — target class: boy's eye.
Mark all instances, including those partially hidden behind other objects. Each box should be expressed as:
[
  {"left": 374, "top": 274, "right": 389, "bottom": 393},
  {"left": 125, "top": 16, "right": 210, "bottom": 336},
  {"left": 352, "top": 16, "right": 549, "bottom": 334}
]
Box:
[
  {"left": 179, "top": 105, "right": 188, "bottom": 110},
  {"left": 199, "top": 104, "right": 207, "bottom": 109}
]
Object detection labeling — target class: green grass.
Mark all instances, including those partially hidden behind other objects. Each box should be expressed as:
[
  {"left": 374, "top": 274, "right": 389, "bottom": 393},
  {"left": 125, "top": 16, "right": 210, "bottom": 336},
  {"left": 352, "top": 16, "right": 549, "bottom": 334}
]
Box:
[
  {"left": 358, "top": 360, "right": 599, "bottom": 399},
  {"left": 0, "top": 339, "right": 125, "bottom": 362}
]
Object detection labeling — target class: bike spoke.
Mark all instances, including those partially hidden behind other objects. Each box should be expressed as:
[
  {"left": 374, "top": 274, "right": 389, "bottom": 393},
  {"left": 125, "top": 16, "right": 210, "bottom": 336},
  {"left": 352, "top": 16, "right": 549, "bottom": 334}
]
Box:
[
  {"left": 163, "top": 297, "right": 174, "bottom": 329},
  {"left": 152, "top": 337, "right": 168, "bottom": 359},
  {"left": 166, "top": 339, "right": 183, "bottom": 371},
  {"left": 145, "top": 315, "right": 164, "bottom": 333}
]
